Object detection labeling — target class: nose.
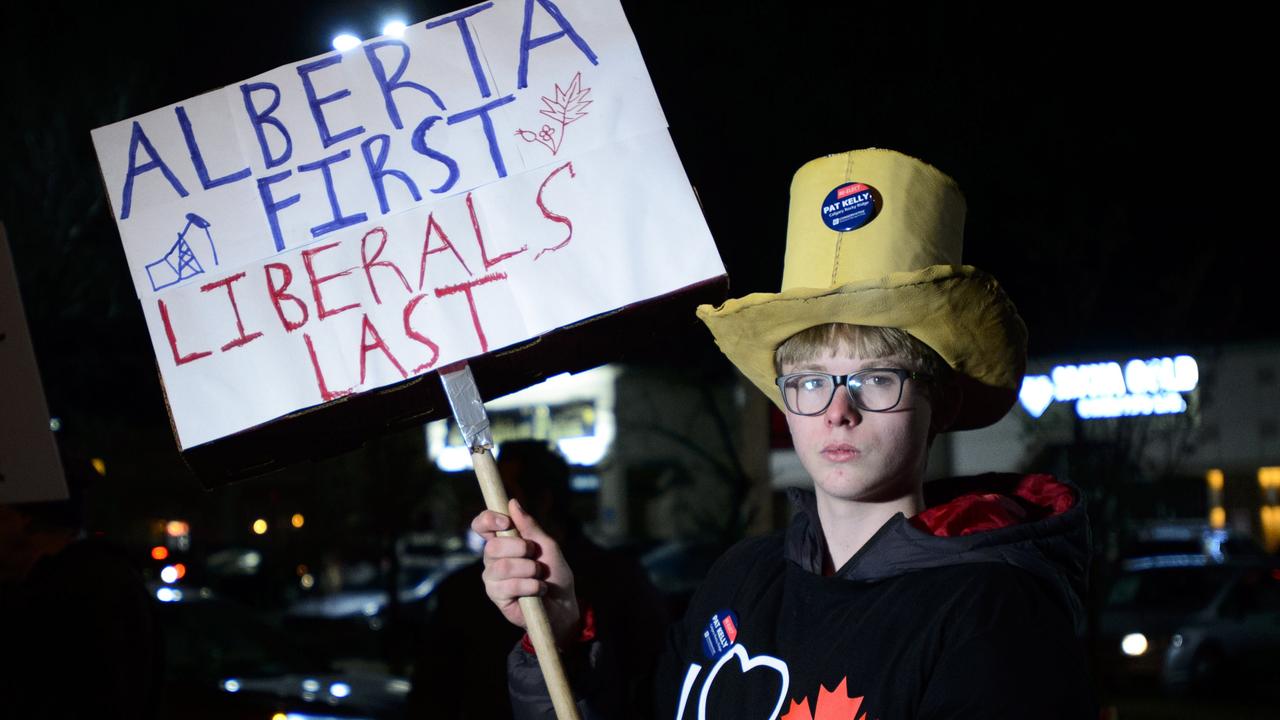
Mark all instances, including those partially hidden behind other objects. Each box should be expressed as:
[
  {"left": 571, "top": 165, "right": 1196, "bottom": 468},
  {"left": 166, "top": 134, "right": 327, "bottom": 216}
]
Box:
[{"left": 824, "top": 384, "right": 861, "bottom": 427}]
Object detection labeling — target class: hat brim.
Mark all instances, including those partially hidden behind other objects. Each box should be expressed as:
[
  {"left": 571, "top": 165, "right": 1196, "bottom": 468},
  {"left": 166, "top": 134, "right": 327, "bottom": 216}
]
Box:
[{"left": 696, "top": 265, "right": 1026, "bottom": 431}]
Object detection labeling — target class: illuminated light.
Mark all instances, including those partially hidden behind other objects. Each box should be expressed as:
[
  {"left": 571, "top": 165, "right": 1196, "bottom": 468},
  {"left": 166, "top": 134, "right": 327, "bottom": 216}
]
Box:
[
  {"left": 155, "top": 587, "right": 183, "bottom": 603},
  {"left": 49, "top": 417, "right": 61, "bottom": 431},
  {"left": 1207, "top": 469, "right": 1224, "bottom": 491},
  {"left": 1075, "top": 392, "right": 1186, "bottom": 419},
  {"left": 1262, "top": 506, "right": 1280, "bottom": 554},
  {"left": 291, "top": 513, "right": 305, "bottom": 529},
  {"left": 151, "top": 546, "right": 170, "bottom": 561},
  {"left": 386, "top": 679, "right": 411, "bottom": 694},
  {"left": 91, "top": 457, "right": 106, "bottom": 476},
  {"left": 302, "top": 679, "right": 321, "bottom": 693},
  {"left": 330, "top": 682, "right": 351, "bottom": 698},
  {"left": 363, "top": 602, "right": 380, "bottom": 616},
  {"left": 252, "top": 519, "right": 268, "bottom": 535},
  {"left": 1052, "top": 362, "right": 1126, "bottom": 401},
  {"left": 428, "top": 366, "right": 620, "bottom": 473},
  {"left": 222, "top": 678, "right": 241, "bottom": 693},
  {"left": 1018, "top": 375, "right": 1055, "bottom": 418},
  {"left": 332, "top": 33, "right": 361, "bottom": 52},
  {"left": 1209, "top": 506, "right": 1226, "bottom": 529},
  {"left": 1171, "top": 633, "right": 1184, "bottom": 648},
  {"left": 1123, "top": 554, "right": 1208, "bottom": 571},
  {"left": 382, "top": 20, "right": 408, "bottom": 38},
  {"left": 557, "top": 435, "right": 609, "bottom": 466},
  {"left": 1024, "top": 355, "right": 1199, "bottom": 420},
  {"left": 300, "top": 573, "right": 315, "bottom": 589},
  {"left": 273, "top": 714, "right": 288, "bottom": 720},
  {"left": 166, "top": 520, "right": 190, "bottom": 537},
  {"left": 160, "top": 565, "right": 179, "bottom": 584},
  {"left": 1168, "top": 355, "right": 1199, "bottom": 392},
  {"left": 173, "top": 563, "right": 187, "bottom": 580},
  {"left": 436, "top": 445, "right": 475, "bottom": 472},
  {"left": 1121, "top": 633, "right": 1149, "bottom": 657}
]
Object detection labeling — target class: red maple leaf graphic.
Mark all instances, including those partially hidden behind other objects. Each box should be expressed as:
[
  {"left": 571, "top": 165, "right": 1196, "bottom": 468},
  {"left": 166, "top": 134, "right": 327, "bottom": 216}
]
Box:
[{"left": 780, "top": 678, "right": 868, "bottom": 720}]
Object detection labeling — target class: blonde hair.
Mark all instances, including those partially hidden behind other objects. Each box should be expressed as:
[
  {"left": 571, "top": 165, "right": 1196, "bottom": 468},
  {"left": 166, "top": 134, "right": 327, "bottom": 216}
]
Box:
[{"left": 774, "top": 324, "right": 949, "bottom": 380}]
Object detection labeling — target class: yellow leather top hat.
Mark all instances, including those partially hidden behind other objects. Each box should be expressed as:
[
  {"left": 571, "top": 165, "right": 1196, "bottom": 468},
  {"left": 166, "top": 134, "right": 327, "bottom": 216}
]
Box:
[{"left": 696, "top": 148, "right": 1027, "bottom": 431}]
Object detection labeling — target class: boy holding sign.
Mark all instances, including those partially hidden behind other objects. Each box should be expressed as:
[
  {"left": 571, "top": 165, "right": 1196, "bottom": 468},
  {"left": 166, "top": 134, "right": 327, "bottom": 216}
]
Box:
[{"left": 474, "top": 149, "right": 1094, "bottom": 718}]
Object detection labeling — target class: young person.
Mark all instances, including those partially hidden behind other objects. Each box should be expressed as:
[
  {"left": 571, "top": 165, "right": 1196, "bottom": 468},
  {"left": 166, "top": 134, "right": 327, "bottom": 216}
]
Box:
[{"left": 472, "top": 149, "right": 1094, "bottom": 718}]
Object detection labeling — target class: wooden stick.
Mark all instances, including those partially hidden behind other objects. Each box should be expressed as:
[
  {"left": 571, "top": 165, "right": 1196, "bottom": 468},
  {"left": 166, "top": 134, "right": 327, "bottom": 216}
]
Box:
[{"left": 473, "top": 448, "right": 583, "bottom": 720}]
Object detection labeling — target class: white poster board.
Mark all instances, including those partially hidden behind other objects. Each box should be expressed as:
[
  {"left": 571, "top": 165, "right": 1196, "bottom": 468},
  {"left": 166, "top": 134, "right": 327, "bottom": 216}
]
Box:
[
  {"left": 91, "top": 0, "right": 723, "bottom": 449},
  {"left": 0, "top": 224, "right": 69, "bottom": 503}
]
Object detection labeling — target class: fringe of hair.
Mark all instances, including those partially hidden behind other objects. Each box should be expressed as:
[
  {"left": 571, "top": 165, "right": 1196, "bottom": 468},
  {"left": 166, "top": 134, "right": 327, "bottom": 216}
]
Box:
[{"left": 774, "top": 324, "right": 948, "bottom": 381}]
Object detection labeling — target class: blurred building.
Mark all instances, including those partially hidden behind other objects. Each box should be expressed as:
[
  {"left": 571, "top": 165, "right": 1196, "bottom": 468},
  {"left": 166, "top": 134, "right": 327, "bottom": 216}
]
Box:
[{"left": 425, "top": 364, "right": 771, "bottom": 544}]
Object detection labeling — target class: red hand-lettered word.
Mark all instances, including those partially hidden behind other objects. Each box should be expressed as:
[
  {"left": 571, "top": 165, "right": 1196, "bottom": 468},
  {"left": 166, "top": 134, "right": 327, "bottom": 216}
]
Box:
[
  {"left": 265, "top": 262, "right": 310, "bottom": 332},
  {"left": 158, "top": 298, "right": 212, "bottom": 366},
  {"left": 534, "top": 161, "right": 576, "bottom": 260},
  {"left": 418, "top": 212, "right": 473, "bottom": 290},
  {"left": 200, "top": 271, "right": 264, "bottom": 351},
  {"left": 469, "top": 192, "right": 527, "bottom": 271},
  {"left": 361, "top": 227, "right": 411, "bottom": 305},
  {"left": 403, "top": 293, "right": 441, "bottom": 373},
  {"left": 357, "top": 314, "right": 408, "bottom": 383},
  {"left": 302, "top": 241, "right": 360, "bottom": 320},
  {"left": 434, "top": 272, "right": 508, "bottom": 353},
  {"left": 302, "top": 332, "right": 353, "bottom": 402}
]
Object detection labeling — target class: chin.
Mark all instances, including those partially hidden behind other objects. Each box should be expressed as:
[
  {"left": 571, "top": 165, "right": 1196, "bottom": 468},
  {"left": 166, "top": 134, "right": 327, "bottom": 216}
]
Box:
[{"left": 812, "top": 468, "right": 919, "bottom": 505}]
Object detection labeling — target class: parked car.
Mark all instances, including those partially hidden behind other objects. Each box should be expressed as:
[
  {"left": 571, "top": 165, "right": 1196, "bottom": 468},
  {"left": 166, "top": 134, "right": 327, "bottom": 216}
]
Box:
[
  {"left": 1099, "top": 556, "right": 1280, "bottom": 696},
  {"left": 1122, "top": 522, "right": 1263, "bottom": 564},
  {"left": 152, "top": 584, "right": 409, "bottom": 719}
]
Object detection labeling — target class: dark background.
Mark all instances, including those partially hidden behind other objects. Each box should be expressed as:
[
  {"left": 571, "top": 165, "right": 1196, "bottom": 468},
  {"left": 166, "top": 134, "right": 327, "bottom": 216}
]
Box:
[{"left": 0, "top": 0, "right": 1270, "bottom": 459}]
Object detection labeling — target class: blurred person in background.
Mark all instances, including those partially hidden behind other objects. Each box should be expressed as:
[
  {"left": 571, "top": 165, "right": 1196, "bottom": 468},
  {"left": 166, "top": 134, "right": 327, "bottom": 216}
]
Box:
[
  {"left": 0, "top": 438, "right": 160, "bottom": 720},
  {"left": 408, "top": 440, "right": 666, "bottom": 719}
]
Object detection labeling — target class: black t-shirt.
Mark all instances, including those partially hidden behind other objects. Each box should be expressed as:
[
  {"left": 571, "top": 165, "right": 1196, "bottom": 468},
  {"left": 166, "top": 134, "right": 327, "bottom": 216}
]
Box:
[{"left": 656, "top": 534, "right": 1094, "bottom": 720}]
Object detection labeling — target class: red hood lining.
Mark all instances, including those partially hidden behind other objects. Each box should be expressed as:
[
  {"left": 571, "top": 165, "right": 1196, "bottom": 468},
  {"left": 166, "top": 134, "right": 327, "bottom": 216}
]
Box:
[{"left": 909, "top": 474, "right": 1076, "bottom": 538}]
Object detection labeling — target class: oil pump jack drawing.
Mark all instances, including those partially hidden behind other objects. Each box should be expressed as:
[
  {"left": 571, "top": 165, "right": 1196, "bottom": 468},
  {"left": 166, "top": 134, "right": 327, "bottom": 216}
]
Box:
[{"left": 145, "top": 213, "right": 217, "bottom": 292}]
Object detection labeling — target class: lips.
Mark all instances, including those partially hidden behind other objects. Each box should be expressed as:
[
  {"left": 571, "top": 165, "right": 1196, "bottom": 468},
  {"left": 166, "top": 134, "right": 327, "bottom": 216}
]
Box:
[{"left": 821, "top": 443, "right": 860, "bottom": 461}]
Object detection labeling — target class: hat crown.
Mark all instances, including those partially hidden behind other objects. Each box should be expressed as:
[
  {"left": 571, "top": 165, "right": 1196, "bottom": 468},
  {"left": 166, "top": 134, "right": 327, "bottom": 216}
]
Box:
[{"left": 781, "top": 149, "right": 966, "bottom": 291}]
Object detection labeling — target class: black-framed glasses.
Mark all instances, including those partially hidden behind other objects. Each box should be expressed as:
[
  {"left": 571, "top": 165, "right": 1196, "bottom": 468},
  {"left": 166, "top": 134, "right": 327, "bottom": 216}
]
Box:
[{"left": 775, "top": 368, "right": 930, "bottom": 416}]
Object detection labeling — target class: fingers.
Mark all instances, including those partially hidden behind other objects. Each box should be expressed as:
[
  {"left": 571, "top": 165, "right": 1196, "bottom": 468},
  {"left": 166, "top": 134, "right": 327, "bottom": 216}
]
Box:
[
  {"left": 507, "top": 498, "right": 545, "bottom": 539},
  {"left": 483, "top": 556, "right": 547, "bottom": 582},
  {"left": 487, "top": 577, "right": 547, "bottom": 603},
  {"left": 470, "top": 509, "right": 512, "bottom": 538},
  {"left": 483, "top": 536, "right": 537, "bottom": 562}
]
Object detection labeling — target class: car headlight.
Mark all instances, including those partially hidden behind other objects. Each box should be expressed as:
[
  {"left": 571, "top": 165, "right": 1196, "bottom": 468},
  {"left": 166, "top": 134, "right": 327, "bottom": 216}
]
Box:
[{"left": 1121, "top": 632, "right": 1149, "bottom": 656}]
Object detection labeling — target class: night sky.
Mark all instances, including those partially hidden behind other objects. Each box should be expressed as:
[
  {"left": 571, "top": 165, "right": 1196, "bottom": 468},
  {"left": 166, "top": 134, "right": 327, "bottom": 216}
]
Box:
[{"left": 2, "top": 1, "right": 1271, "bottom": 435}]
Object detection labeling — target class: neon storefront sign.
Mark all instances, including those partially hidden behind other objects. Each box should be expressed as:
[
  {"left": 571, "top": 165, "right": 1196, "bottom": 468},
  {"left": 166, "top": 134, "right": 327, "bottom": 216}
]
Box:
[{"left": 1019, "top": 355, "right": 1198, "bottom": 419}]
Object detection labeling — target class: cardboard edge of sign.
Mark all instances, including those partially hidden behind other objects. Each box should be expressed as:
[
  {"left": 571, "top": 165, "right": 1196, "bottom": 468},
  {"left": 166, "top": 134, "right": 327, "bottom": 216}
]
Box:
[{"left": 179, "top": 276, "right": 730, "bottom": 488}]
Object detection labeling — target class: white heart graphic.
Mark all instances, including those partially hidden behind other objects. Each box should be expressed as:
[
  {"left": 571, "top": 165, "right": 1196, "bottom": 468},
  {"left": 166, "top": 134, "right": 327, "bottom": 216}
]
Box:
[
  {"left": 696, "top": 643, "right": 790, "bottom": 720},
  {"left": 1019, "top": 375, "right": 1055, "bottom": 418}
]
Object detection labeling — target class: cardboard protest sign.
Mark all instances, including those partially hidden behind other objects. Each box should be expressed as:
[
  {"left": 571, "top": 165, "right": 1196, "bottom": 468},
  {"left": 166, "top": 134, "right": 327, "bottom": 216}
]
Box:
[
  {"left": 0, "top": 224, "right": 69, "bottom": 504},
  {"left": 91, "top": 0, "right": 725, "bottom": 472}
]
